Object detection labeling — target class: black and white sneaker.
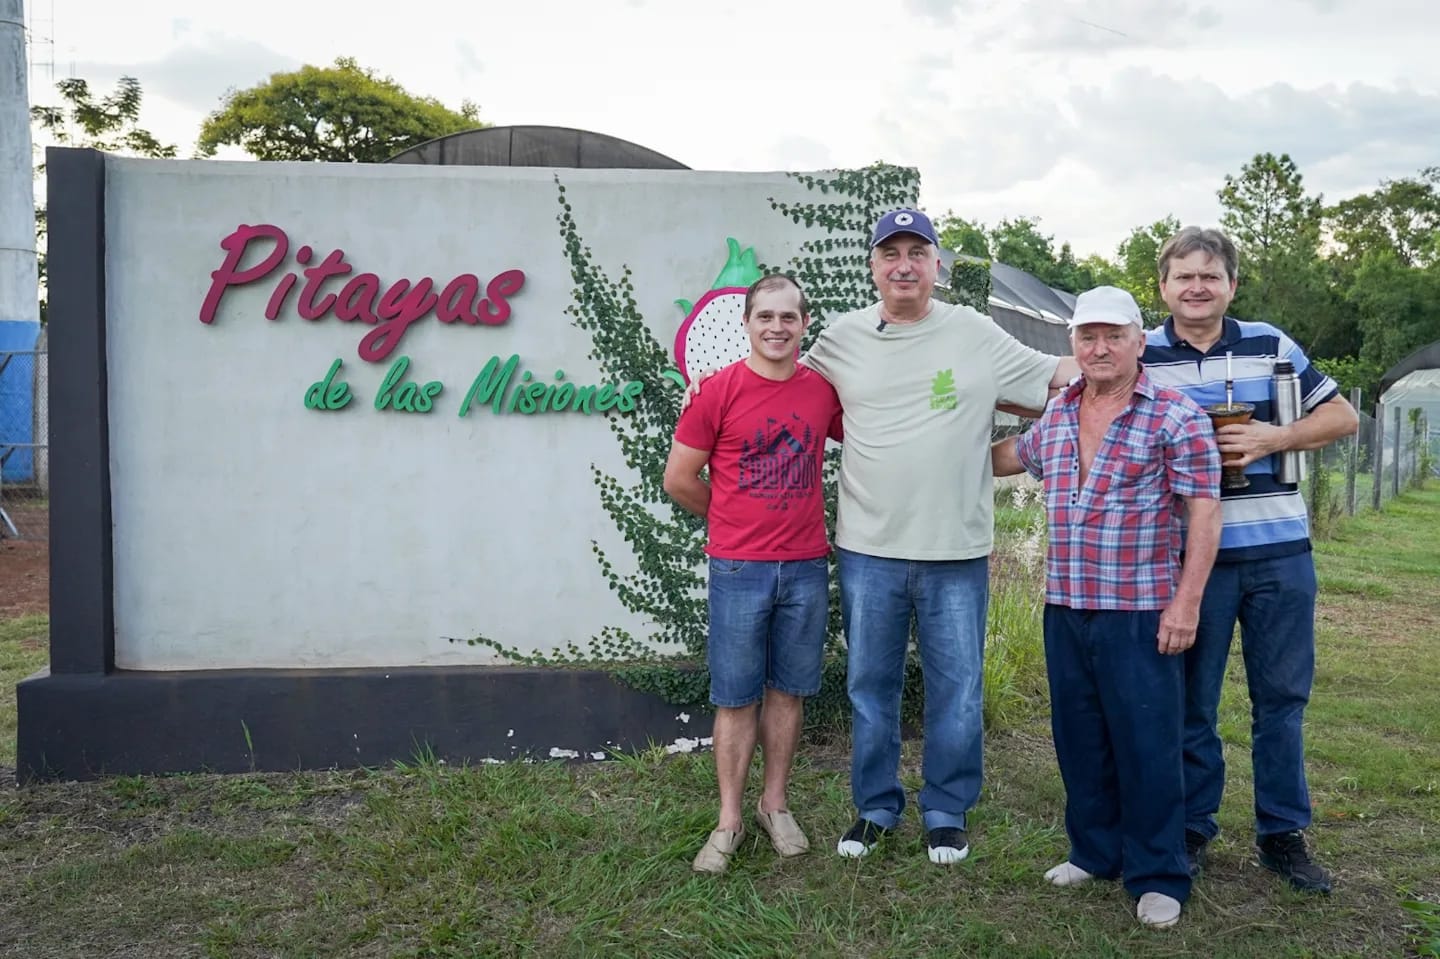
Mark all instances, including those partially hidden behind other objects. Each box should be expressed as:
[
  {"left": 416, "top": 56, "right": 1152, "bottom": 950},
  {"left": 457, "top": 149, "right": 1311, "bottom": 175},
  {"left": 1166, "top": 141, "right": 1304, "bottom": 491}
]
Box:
[
  {"left": 837, "top": 818, "right": 890, "bottom": 858},
  {"left": 1256, "top": 830, "right": 1333, "bottom": 894},
  {"left": 927, "top": 826, "right": 970, "bottom": 865}
]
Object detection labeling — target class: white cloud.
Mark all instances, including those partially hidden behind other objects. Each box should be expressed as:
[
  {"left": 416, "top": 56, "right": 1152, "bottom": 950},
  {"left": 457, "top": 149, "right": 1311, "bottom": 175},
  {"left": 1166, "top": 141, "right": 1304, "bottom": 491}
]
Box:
[
  {"left": 33, "top": 0, "right": 1440, "bottom": 260},
  {"left": 914, "top": 65, "right": 1440, "bottom": 254},
  {"left": 902, "top": 0, "right": 978, "bottom": 24},
  {"left": 765, "top": 135, "right": 836, "bottom": 171},
  {"left": 454, "top": 40, "right": 485, "bottom": 83},
  {"left": 906, "top": 0, "right": 1225, "bottom": 49},
  {"left": 73, "top": 33, "right": 299, "bottom": 113}
]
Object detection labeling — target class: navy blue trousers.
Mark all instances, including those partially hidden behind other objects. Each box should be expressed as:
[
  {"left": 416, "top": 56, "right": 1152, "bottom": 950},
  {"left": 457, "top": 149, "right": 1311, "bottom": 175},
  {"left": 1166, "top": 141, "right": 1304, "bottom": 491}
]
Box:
[
  {"left": 1184, "top": 552, "right": 1317, "bottom": 840},
  {"left": 1044, "top": 605, "right": 1191, "bottom": 903}
]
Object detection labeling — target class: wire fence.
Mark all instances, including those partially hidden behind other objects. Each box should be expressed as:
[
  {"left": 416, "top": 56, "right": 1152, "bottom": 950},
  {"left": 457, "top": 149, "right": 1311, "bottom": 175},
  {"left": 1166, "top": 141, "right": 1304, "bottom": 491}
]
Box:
[
  {"left": 0, "top": 349, "right": 49, "bottom": 541},
  {"left": 1308, "top": 389, "right": 1434, "bottom": 534}
]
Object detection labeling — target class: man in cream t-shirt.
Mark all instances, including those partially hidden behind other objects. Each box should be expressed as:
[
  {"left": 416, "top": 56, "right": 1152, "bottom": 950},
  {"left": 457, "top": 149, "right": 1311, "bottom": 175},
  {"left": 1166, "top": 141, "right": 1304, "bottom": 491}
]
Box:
[{"left": 804, "top": 209, "right": 1072, "bottom": 864}]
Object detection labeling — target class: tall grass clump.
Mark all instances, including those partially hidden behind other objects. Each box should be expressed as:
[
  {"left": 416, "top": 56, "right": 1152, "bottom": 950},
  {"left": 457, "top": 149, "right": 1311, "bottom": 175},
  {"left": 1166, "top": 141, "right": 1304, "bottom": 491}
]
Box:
[{"left": 985, "top": 480, "right": 1048, "bottom": 728}]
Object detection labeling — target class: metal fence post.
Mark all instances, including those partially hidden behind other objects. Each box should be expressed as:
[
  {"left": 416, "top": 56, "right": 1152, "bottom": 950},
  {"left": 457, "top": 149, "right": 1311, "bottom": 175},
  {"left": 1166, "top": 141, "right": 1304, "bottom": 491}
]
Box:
[
  {"left": 1393, "top": 405, "right": 1403, "bottom": 498},
  {"left": 1425, "top": 412, "right": 1432, "bottom": 483},
  {"left": 1346, "top": 388, "right": 1360, "bottom": 515},
  {"left": 1373, "top": 403, "right": 1385, "bottom": 511},
  {"left": 1426, "top": 412, "right": 1433, "bottom": 483},
  {"left": 1412, "top": 410, "right": 1426, "bottom": 490}
]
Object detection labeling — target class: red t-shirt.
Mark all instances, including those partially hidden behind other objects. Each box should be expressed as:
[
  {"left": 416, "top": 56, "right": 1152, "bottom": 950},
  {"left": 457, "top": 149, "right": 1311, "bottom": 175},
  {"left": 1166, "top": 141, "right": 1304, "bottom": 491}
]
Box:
[{"left": 674, "top": 361, "right": 843, "bottom": 560}]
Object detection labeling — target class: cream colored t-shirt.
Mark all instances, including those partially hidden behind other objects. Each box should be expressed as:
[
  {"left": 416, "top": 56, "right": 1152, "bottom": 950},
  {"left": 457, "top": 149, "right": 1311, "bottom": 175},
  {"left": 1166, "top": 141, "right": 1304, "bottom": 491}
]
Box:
[{"left": 803, "top": 299, "right": 1058, "bottom": 560}]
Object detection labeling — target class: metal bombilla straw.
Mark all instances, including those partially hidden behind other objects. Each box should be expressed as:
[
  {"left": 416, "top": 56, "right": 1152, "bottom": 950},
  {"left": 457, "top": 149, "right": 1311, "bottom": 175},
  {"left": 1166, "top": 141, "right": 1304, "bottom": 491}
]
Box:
[{"left": 1206, "top": 350, "right": 1251, "bottom": 490}]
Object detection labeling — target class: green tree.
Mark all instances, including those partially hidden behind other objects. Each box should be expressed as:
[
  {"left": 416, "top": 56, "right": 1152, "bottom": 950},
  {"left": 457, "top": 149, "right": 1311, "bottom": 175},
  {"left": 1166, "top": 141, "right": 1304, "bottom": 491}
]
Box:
[
  {"left": 989, "top": 217, "right": 1060, "bottom": 283},
  {"left": 1344, "top": 248, "right": 1440, "bottom": 374},
  {"left": 1076, "top": 252, "right": 1123, "bottom": 291},
  {"left": 197, "top": 57, "right": 482, "bottom": 163},
  {"left": 32, "top": 76, "right": 177, "bottom": 157},
  {"left": 934, "top": 213, "right": 1125, "bottom": 296},
  {"left": 1114, "top": 215, "right": 1180, "bottom": 314},
  {"left": 1218, "top": 152, "right": 1338, "bottom": 354},
  {"left": 982, "top": 217, "right": 1115, "bottom": 294},
  {"left": 1328, "top": 169, "right": 1440, "bottom": 269},
  {"left": 1312, "top": 354, "right": 1384, "bottom": 407},
  {"left": 1319, "top": 167, "right": 1440, "bottom": 366},
  {"left": 934, "top": 212, "right": 991, "bottom": 258},
  {"left": 1051, "top": 241, "right": 1116, "bottom": 293},
  {"left": 31, "top": 76, "right": 177, "bottom": 322}
]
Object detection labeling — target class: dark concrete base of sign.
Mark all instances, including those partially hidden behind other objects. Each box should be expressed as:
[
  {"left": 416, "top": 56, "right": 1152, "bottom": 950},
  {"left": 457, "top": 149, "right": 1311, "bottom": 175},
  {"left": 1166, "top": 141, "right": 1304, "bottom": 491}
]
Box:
[{"left": 15, "top": 665, "right": 714, "bottom": 783}]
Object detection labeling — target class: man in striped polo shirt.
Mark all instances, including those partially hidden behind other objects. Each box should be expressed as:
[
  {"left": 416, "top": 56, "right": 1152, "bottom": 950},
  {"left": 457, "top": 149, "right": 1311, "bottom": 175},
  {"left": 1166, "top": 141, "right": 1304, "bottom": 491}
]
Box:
[{"left": 1142, "top": 226, "right": 1359, "bottom": 894}]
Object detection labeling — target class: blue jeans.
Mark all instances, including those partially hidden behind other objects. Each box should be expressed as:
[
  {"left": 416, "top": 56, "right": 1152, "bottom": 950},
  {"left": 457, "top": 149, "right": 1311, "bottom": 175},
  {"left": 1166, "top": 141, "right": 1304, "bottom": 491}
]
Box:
[
  {"left": 1044, "top": 606, "right": 1190, "bottom": 903},
  {"left": 1184, "top": 551, "right": 1317, "bottom": 840},
  {"left": 707, "top": 557, "right": 829, "bottom": 708},
  {"left": 838, "top": 548, "right": 987, "bottom": 831}
]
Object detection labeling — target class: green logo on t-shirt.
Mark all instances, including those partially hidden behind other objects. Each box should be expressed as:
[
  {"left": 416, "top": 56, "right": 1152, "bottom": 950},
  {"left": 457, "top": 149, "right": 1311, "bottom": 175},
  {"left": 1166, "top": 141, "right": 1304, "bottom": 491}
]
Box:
[{"left": 930, "top": 369, "right": 958, "bottom": 410}]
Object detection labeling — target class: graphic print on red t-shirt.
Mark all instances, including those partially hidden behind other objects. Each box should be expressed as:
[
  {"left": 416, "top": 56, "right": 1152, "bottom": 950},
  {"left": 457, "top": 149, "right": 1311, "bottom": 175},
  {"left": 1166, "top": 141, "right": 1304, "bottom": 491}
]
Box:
[
  {"left": 738, "top": 414, "right": 822, "bottom": 511},
  {"left": 674, "top": 361, "right": 842, "bottom": 561}
]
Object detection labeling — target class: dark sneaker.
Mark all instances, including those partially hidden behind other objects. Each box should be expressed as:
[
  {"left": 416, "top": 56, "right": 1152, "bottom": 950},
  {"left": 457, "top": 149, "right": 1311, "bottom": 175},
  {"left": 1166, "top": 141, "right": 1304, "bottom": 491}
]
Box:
[
  {"left": 837, "top": 818, "right": 890, "bottom": 858},
  {"left": 1185, "top": 829, "right": 1209, "bottom": 878},
  {"left": 1256, "top": 830, "right": 1333, "bottom": 894},
  {"left": 927, "top": 826, "right": 970, "bottom": 865}
]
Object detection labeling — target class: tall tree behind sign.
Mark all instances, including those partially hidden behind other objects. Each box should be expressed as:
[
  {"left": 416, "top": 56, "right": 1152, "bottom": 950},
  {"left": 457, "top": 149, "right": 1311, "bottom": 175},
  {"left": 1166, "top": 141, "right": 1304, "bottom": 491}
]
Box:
[
  {"left": 196, "top": 57, "right": 482, "bottom": 163},
  {"left": 32, "top": 76, "right": 177, "bottom": 323}
]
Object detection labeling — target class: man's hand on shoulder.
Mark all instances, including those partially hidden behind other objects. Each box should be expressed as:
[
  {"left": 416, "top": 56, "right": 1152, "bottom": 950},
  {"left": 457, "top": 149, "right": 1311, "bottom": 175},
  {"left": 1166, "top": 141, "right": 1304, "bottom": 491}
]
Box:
[
  {"left": 680, "top": 368, "right": 720, "bottom": 413},
  {"left": 1050, "top": 357, "right": 1080, "bottom": 388}
]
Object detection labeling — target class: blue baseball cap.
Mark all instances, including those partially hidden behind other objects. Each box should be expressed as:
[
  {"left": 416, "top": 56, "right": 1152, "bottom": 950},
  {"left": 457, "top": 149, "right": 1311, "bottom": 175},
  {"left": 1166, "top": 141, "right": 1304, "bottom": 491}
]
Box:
[{"left": 870, "top": 208, "right": 939, "bottom": 248}]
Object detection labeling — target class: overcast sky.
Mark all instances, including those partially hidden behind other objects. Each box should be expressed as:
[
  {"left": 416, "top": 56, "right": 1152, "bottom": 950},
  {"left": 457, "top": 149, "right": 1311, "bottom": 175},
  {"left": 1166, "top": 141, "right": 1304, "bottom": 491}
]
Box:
[{"left": 24, "top": 0, "right": 1440, "bottom": 258}]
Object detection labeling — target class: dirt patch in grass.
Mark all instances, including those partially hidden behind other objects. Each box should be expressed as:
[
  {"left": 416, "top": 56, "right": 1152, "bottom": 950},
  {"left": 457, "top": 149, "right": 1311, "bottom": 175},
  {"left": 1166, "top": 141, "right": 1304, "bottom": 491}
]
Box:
[{"left": 0, "top": 532, "right": 48, "bottom": 619}]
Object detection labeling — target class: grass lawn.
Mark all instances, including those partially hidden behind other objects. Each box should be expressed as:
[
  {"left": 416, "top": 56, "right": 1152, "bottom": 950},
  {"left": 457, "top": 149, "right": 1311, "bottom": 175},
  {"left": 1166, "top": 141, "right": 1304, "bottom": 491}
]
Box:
[
  {"left": 0, "top": 614, "right": 47, "bottom": 767},
  {"left": 2, "top": 489, "right": 1439, "bottom": 957}
]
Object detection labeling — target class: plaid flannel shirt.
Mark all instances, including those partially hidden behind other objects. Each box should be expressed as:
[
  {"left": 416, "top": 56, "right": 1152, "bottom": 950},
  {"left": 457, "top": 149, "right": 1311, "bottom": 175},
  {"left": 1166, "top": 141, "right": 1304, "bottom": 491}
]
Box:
[{"left": 1014, "top": 367, "right": 1221, "bottom": 611}]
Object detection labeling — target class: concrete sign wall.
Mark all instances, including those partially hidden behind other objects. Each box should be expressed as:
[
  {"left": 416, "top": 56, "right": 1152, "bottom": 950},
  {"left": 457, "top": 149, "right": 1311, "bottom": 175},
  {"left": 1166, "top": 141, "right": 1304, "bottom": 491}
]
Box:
[
  {"left": 20, "top": 149, "right": 911, "bottom": 781},
  {"left": 102, "top": 159, "right": 815, "bottom": 670}
]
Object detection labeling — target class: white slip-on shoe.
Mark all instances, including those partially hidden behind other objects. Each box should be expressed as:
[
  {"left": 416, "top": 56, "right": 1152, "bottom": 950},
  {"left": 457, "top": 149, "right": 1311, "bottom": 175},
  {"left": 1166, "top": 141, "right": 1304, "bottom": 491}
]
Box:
[
  {"left": 1043, "top": 861, "right": 1095, "bottom": 887},
  {"left": 1137, "top": 892, "right": 1182, "bottom": 929}
]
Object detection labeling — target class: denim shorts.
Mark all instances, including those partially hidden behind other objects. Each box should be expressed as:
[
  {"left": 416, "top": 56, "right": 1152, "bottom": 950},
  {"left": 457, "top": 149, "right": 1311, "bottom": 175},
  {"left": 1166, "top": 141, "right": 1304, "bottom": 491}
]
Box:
[{"left": 706, "top": 556, "right": 830, "bottom": 708}]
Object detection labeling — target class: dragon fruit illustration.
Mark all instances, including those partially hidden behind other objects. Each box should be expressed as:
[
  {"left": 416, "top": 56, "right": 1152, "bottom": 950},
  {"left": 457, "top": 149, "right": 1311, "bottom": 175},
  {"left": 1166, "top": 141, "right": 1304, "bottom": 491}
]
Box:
[{"left": 670, "top": 238, "right": 764, "bottom": 384}]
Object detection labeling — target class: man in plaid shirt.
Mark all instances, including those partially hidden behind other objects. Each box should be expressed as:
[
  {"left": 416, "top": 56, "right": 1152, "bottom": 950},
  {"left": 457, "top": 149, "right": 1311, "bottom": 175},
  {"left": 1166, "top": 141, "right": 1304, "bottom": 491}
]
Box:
[{"left": 993, "top": 286, "right": 1222, "bottom": 930}]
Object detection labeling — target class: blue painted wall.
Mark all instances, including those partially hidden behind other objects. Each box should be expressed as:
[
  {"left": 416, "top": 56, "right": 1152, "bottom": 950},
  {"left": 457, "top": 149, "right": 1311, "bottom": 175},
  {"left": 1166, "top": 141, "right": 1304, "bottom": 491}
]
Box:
[{"left": 0, "top": 319, "right": 41, "bottom": 481}]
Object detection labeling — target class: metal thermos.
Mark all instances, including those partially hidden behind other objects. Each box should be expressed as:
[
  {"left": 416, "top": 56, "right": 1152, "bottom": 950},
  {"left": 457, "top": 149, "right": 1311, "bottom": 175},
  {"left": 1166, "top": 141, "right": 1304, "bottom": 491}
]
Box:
[{"left": 1272, "top": 360, "right": 1307, "bottom": 484}]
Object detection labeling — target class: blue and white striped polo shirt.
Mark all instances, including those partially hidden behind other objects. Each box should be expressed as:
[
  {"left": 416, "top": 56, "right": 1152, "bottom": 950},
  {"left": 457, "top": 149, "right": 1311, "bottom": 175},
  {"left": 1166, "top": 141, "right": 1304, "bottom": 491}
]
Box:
[{"left": 1143, "top": 316, "right": 1340, "bottom": 562}]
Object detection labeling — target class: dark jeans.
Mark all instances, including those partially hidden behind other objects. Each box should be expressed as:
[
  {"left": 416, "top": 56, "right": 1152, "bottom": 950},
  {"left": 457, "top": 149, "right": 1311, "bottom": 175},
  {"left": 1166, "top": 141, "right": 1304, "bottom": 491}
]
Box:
[
  {"left": 838, "top": 548, "right": 988, "bottom": 831},
  {"left": 1183, "top": 551, "right": 1317, "bottom": 840},
  {"left": 1044, "top": 605, "right": 1190, "bottom": 903}
]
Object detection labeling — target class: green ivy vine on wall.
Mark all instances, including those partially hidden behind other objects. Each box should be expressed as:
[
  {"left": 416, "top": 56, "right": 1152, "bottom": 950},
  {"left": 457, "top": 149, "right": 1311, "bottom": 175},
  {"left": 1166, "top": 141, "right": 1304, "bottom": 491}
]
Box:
[
  {"left": 948, "top": 258, "right": 993, "bottom": 314},
  {"left": 460, "top": 165, "right": 922, "bottom": 716}
]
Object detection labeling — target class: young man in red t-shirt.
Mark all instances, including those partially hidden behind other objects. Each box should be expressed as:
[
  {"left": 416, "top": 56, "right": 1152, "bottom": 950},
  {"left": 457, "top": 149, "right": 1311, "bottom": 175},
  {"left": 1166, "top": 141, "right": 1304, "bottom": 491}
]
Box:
[{"left": 663, "top": 274, "right": 842, "bottom": 874}]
